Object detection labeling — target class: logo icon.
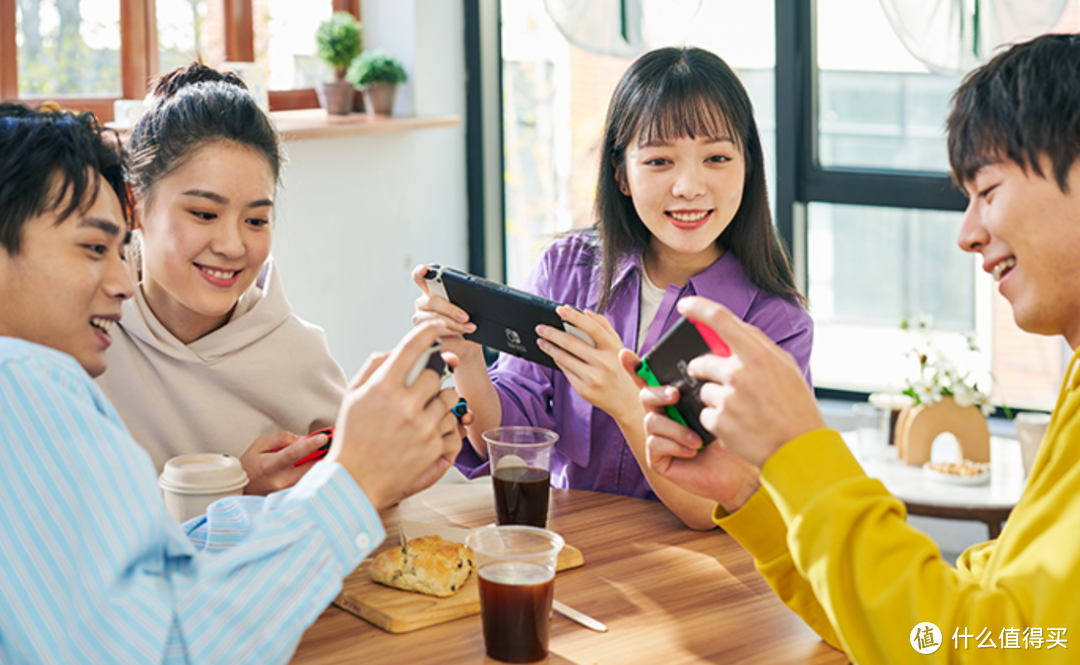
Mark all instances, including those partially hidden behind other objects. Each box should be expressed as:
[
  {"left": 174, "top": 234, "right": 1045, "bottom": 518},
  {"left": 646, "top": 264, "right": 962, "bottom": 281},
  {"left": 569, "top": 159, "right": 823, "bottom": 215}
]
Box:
[
  {"left": 505, "top": 328, "right": 527, "bottom": 354},
  {"left": 911, "top": 622, "right": 942, "bottom": 654}
]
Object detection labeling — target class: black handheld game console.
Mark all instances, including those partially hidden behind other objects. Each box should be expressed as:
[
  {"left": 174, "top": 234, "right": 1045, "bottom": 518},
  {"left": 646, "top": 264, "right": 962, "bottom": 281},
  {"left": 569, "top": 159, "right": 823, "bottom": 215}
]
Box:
[{"left": 423, "top": 264, "right": 595, "bottom": 371}]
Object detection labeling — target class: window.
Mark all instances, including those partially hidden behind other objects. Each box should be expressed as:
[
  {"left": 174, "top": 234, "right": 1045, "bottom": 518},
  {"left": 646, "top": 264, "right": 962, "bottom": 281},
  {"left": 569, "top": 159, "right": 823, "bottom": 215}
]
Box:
[
  {"left": 156, "top": 0, "right": 224, "bottom": 74},
  {"left": 263, "top": 0, "right": 332, "bottom": 90},
  {"left": 0, "top": 0, "right": 360, "bottom": 120},
  {"left": 17, "top": 0, "right": 121, "bottom": 97},
  {"left": 476, "top": 0, "right": 1080, "bottom": 412},
  {"left": 800, "top": 0, "right": 1077, "bottom": 410},
  {"left": 500, "top": 0, "right": 775, "bottom": 288}
]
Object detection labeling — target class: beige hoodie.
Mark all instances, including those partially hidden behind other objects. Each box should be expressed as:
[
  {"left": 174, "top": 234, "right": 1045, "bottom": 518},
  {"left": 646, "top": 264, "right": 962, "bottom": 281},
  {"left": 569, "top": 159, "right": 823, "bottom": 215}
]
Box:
[{"left": 97, "top": 247, "right": 347, "bottom": 471}]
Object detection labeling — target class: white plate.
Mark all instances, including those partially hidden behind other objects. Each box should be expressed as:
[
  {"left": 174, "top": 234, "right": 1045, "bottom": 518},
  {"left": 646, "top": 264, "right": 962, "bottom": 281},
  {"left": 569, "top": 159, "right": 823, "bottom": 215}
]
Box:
[{"left": 922, "top": 462, "right": 990, "bottom": 486}]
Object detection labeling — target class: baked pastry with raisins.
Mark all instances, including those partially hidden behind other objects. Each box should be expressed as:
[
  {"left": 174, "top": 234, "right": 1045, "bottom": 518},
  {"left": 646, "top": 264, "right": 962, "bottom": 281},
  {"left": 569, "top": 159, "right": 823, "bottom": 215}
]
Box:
[{"left": 368, "top": 534, "right": 474, "bottom": 597}]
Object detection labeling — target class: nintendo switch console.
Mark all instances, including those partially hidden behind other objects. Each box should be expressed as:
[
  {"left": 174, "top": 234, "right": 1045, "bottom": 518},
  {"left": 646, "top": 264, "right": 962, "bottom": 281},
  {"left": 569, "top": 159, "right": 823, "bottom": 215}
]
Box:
[{"left": 423, "top": 264, "right": 595, "bottom": 371}]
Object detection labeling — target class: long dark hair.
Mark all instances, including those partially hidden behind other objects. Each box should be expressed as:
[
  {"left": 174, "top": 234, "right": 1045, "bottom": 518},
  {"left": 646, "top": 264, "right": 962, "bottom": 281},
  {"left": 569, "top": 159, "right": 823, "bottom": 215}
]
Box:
[
  {"left": 128, "top": 63, "right": 283, "bottom": 204},
  {"left": 593, "top": 46, "right": 803, "bottom": 312}
]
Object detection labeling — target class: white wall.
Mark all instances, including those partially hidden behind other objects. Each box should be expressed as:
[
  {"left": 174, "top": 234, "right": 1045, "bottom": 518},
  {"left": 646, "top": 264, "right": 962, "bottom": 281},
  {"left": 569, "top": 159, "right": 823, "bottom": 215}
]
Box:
[{"left": 270, "top": 0, "right": 468, "bottom": 376}]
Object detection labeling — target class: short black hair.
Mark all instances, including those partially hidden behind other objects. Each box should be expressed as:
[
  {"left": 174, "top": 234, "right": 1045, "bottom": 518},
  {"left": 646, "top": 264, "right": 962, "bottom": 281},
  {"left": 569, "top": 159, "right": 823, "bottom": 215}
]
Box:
[
  {"left": 0, "top": 103, "right": 130, "bottom": 255},
  {"left": 948, "top": 33, "right": 1080, "bottom": 191}
]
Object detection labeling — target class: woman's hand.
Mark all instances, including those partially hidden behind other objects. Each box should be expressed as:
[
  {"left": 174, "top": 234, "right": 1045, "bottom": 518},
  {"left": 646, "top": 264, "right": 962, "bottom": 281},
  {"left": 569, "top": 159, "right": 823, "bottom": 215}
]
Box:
[
  {"left": 410, "top": 265, "right": 502, "bottom": 452},
  {"left": 240, "top": 429, "right": 331, "bottom": 495},
  {"left": 410, "top": 265, "right": 483, "bottom": 368},
  {"left": 536, "top": 305, "right": 642, "bottom": 425}
]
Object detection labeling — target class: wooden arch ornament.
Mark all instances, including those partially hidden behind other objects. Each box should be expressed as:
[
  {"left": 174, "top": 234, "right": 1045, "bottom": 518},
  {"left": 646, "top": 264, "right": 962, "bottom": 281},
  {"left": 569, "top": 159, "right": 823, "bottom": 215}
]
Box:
[{"left": 894, "top": 396, "right": 990, "bottom": 466}]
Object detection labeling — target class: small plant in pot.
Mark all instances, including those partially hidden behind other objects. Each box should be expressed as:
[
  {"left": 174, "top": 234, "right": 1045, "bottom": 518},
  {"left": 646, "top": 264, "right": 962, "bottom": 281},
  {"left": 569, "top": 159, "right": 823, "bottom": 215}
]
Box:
[
  {"left": 348, "top": 49, "right": 408, "bottom": 116},
  {"left": 315, "top": 11, "right": 362, "bottom": 115}
]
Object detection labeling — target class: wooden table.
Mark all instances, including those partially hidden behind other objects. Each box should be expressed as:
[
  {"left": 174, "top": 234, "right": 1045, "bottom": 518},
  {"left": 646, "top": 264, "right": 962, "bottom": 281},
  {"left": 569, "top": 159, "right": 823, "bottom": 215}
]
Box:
[{"left": 291, "top": 483, "right": 848, "bottom": 665}]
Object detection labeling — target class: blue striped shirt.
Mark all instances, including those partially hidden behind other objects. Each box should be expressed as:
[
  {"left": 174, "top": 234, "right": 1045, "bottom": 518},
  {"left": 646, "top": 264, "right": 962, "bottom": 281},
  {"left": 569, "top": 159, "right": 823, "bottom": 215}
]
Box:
[{"left": 0, "top": 337, "right": 385, "bottom": 664}]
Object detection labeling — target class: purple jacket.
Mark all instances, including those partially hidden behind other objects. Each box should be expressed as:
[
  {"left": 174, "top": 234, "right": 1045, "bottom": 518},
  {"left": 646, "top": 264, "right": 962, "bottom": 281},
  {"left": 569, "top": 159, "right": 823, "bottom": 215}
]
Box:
[{"left": 456, "top": 232, "right": 813, "bottom": 500}]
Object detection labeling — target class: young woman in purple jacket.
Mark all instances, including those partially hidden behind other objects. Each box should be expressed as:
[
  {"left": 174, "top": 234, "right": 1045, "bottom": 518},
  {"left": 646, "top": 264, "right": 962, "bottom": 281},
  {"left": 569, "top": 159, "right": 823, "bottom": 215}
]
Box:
[{"left": 413, "top": 46, "right": 812, "bottom": 529}]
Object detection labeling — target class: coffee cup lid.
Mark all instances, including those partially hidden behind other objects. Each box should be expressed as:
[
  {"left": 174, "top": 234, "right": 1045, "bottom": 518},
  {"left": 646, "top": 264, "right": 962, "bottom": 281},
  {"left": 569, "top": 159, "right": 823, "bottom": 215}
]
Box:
[{"left": 159, "top": 454, "right": 249, "bottom": 494}]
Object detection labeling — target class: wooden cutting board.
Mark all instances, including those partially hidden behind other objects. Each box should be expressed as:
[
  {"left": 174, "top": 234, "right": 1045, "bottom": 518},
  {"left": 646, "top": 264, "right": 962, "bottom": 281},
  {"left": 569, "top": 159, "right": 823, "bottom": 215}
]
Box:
[{"left": 333, "top": 539, "right": 583, "bottom": 633}]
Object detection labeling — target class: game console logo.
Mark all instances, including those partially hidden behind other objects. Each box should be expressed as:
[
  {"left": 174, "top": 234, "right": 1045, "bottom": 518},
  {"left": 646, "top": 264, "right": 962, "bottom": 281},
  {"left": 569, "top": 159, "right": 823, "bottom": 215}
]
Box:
[
  {"left": 676, "top": 359, "right": 698, "bottom": 389},
  {"left": 505, "top": 328, "right": 527, "bottom": 354}
]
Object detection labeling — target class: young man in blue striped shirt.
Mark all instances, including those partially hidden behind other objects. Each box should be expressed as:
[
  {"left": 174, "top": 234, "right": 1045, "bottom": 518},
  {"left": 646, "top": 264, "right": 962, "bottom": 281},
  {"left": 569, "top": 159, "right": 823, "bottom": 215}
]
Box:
[{"left": 0, "top": 103, "right": 463, "bottom": 664}]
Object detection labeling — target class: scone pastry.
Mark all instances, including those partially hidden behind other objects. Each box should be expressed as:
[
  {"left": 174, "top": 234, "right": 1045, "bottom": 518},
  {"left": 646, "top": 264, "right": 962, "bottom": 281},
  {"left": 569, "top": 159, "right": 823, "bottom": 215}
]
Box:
[{"left": 369, "top": 534, "right": 475, "bottom": 597}]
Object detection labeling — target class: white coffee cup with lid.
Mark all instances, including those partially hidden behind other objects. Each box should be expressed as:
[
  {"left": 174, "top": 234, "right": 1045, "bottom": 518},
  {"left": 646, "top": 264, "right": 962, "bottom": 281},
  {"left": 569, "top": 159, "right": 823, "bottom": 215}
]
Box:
[{"left": 159, "top": 454, "right": 249, "bottom": 523}]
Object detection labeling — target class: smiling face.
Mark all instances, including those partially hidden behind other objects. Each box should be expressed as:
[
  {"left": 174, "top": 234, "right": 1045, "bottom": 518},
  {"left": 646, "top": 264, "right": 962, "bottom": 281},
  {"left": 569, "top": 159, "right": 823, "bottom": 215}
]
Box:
[
  {"left": 0, "top": 176, "right": 133, "bottom": 377},
  {"left": 137, "top": 141, "right": 275, "bottom": 343},
  {"left": 621, "top": 133, "right": 745, "bottom": 282},
  {"left": 957, "top": 155, "right": 1080, "bottom": 347}
]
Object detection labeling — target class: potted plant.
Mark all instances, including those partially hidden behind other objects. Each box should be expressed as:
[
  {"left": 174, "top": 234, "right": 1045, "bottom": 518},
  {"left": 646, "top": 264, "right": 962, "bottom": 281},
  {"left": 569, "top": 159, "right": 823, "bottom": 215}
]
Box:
[
  {"left": 315, "top": 11, "right": 362, "bottom": 115},
  {"left": 348, "top": 49, "right": 408, "bottom": 116}
]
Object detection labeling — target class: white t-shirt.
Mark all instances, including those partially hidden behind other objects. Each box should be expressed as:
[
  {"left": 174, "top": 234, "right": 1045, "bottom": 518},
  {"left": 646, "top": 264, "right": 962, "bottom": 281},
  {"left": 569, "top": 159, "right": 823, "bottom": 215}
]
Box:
[{"left": 637, "top": 269, "right": 667, "bottom": 353}]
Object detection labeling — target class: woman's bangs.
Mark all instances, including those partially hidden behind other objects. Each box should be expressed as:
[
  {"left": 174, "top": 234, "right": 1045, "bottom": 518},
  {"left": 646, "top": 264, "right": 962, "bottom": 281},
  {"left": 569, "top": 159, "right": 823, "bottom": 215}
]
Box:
[{"left": 635, "top": 91, "right": 739, "bottom": 149}]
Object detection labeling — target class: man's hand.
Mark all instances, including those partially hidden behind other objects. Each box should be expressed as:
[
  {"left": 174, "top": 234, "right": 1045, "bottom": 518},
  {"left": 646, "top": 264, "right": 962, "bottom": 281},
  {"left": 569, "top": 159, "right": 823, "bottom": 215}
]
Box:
[
  {"left": 678, "top": 297, "right": 826, "bottom": 468},
  {"left": 620, "top": 349, "right": 761, "bottom": 514},
  {"left": 328, "top": 322, "right": 463, "bottom": 509}
]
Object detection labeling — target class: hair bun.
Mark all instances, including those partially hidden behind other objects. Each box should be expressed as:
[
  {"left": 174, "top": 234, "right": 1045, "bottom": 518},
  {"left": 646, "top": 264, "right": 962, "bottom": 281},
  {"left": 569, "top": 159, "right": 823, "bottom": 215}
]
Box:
[{"left": 152, "top": 62, "right": 248, "bottom": 100}]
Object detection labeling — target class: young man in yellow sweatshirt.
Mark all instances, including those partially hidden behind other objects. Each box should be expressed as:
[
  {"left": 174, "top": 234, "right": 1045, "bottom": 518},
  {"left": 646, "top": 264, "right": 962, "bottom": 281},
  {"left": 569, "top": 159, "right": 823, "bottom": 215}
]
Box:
[{"left": 629, "top": 33, "right": 1080, "bottom": 663}]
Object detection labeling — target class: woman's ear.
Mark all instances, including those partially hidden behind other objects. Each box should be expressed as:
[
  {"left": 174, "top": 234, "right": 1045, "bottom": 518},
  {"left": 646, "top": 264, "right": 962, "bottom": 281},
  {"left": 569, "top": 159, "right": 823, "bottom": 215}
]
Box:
[{"left": 612, "top": 157, "right": 630, "bottom": 196}]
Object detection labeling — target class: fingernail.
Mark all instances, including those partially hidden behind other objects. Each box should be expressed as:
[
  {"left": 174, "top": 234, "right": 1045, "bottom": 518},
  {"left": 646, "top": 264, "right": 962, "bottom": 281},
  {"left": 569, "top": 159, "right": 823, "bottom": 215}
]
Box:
[
  {"left": 665, "top": 387, "right": 678, "bottom": 399},
  {"left": 465, "top": 323, "right": 476, "bottom": 333},
  {"left": 535, "top": 325, "right": 547, "bottom": 335},
  {"left": 537, "top": 338, "right": 547, "bottom": 349},
  {"left": 455, "top": 311, "right": 468, "bottom": 322}
]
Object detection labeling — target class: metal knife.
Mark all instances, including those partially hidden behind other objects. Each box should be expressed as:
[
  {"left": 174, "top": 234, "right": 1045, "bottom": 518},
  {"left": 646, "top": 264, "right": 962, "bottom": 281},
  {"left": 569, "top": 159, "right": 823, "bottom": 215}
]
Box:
[{"left": 553, "top": 599, "right": 608, "bottom": 632}]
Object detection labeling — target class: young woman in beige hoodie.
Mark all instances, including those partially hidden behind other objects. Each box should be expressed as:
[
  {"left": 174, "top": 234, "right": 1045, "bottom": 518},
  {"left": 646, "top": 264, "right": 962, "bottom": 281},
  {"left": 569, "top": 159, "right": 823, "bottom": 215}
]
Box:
[{"left": 97, "top": 64, "right": 346, "bottom": 494}]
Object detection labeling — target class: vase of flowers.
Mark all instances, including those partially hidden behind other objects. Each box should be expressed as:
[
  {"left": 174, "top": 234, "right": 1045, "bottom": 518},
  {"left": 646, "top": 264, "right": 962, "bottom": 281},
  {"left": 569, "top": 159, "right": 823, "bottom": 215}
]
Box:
[{"left": 894, "top": 317, "right": 993, "bottom": 466}]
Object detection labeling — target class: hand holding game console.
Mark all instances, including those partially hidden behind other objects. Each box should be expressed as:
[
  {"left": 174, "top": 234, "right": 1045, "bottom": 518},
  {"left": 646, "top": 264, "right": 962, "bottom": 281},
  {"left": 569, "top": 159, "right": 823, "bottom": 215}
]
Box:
[
  {"left": 675, "top": 296, "right": 825, "bottom": 469},
  {"left": 420, "top": 264, "right": 595, "bottom": 371},
  {"left": 241, "top": 428, "right": 334, "bottom": 493},
  {"left": 535, "top": 304, "right": 643, "bottom": 427},
  {"left": 411, "top": 265, "right": 483, "bottom": 366},
  {"left": 295, "top": 340, "right": 455, "bottom": 468},
  {"left": 323, "top": 323, "right": 465, "bottom": 509}
]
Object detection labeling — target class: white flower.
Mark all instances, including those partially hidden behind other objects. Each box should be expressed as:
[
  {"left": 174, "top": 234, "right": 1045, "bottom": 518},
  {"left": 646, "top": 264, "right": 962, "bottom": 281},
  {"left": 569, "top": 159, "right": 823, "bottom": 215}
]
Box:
[
  {"left": 980, "top": 401, "right": 995, "bottom": 417},
  {"left": 913, "top": 380, "right": 943, "bottom": 404},
  {"left": 952, "top": 382, "right": 975, "bottom": 408}
]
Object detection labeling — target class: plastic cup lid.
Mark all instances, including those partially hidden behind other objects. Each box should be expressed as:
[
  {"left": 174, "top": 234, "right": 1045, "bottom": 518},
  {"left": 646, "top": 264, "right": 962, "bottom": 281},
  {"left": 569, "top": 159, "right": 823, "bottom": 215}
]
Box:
[{"left": 159, "top": 454, "right": 249, "bottom": 494}]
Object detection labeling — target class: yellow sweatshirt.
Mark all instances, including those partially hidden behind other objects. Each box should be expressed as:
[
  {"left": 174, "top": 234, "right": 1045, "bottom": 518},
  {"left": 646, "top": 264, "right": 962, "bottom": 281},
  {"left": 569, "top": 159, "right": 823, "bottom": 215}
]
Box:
[{"left": 716, "top": 348, "right": 1080, "bottom": 663}]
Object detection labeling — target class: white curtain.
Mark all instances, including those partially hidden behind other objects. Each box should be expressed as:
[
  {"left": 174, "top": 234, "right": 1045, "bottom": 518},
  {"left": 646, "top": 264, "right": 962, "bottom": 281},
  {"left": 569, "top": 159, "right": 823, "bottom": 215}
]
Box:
[
  {"left": 543, "top": 0, "right": 702, "bottom": 57},
  {"left": 878, "top": 0, "right": 1069, "bottom": 75}
]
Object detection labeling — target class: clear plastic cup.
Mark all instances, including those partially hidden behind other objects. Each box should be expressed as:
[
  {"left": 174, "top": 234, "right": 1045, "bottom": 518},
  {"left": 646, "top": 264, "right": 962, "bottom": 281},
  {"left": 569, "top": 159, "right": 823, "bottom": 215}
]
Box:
[
  {"left": 466, "top": 525, "right": 564, "bottom": 663},
  {"left": 853, "top": 402, "right": 890, "bottom": 461},
  {"left": 484, "top": 427, "right": 558, "bottom": 528},
  {"left": 1014, "top": 412, "right": 1051, "bottom": 479}
]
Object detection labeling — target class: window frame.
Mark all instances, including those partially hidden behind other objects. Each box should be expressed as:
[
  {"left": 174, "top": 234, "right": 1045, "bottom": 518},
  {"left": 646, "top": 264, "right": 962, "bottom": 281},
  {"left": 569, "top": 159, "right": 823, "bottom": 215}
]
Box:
[
  {"left": 0, "top": 0, "right": 360, "bottom": 119},
  {"left": 774, "top": 0, "right": 969, "bottom": 400},
  {"left": 470, "top": 1, "right": 973, "bottom": 400}
]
